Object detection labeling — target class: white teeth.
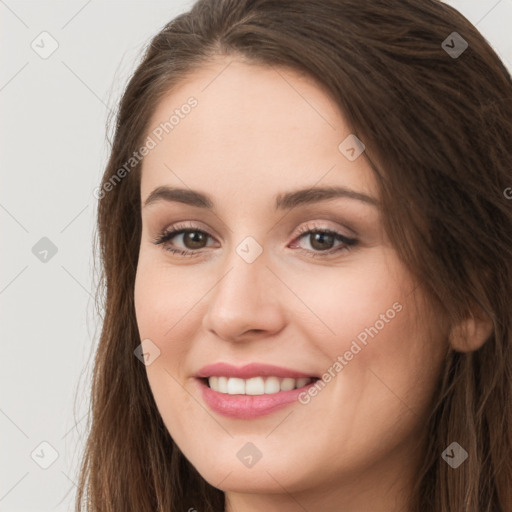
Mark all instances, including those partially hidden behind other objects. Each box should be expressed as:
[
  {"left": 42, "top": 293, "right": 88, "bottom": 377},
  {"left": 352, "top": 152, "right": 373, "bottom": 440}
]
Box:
[
  {"left": 227, "top": 377, "right": 245, "bottom": 395},
  {"left": 280, "top": 378, "right": 295, "bottom": 391},
  {"left": 264, "top": 376, "right": 280, "bottom": 394},
  {"left": 296, "top": 377, "right": 310, "bottom": 388},
  {"left": 207, "top": 376, "right": 314, "bottom": 395},
  {"left": 246, "top": 377, "right": 265, "bottom": 395},
  {"left": 209, "top": 376, "right": 218, "bottom": 390},
  {"left": 218, "top": 376, "right": 228, "bottom": 393}
]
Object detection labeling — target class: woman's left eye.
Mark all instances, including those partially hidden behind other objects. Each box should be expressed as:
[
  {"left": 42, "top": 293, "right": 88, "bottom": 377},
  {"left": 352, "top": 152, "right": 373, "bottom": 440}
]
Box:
[
  {"left": 290, "top": 226, "right": 358, "bottom": 258},
  {"left": 152, "top": 222, "right": 358, "bottom": 258}
]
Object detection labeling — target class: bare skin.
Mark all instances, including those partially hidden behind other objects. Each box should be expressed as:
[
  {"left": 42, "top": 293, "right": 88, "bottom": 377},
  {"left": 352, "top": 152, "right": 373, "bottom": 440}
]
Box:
[{"left": 134, "top": 57, "right": 464, "bottom": 511}]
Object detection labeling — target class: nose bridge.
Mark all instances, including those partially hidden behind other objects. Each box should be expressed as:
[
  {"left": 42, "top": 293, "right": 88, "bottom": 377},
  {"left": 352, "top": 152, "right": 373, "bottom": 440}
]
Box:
[{"left": 202, "top": 236, "right": 284, "bottom": 340}]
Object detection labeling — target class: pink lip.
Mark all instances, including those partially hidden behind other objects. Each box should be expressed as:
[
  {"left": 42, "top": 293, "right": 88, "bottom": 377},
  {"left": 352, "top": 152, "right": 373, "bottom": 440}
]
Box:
[
  {"left": 196, "top": 362, "right": 317, "bottom": 379},
  {"left": 196, "top": 378, "right": 318, "bottom": 419}
]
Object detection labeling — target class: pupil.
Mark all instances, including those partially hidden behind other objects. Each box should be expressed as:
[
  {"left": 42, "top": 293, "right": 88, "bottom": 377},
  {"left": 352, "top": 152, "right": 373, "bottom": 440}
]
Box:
[
  {"left": 311, "top": 232, "right": 333, "bottom": 250},
  {"left": 185, "top": 231, "right": 205, "bottom": 249}
]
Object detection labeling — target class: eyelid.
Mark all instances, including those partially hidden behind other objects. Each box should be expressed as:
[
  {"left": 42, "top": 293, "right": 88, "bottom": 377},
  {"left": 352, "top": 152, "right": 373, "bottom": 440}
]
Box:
[
  {"left": 158, "top": 220, "right": 220, "bottom": 240},
  {"left": 292, "top": 220, "right": 355, "bottom": 238},
  {"left": 157, "top": 219, "right": 353, "bottom": 243}
]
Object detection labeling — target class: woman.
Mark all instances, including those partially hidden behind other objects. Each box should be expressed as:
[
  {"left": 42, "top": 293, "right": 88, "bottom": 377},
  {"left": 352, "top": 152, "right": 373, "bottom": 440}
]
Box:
[{"left": 77, "top": 0, "right": 512, "bottom": 510}]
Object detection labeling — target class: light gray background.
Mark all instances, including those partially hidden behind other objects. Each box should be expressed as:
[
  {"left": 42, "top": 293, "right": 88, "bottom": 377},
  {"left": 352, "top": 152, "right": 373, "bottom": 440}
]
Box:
[{"left": 1, "top": 1, "right": 511, "bottom": 510}]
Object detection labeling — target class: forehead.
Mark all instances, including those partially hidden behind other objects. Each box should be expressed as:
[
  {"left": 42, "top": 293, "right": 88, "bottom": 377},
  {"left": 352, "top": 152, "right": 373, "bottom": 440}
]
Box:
[{"left": 140, "top": 58, "right": 378, "bottom": 205}]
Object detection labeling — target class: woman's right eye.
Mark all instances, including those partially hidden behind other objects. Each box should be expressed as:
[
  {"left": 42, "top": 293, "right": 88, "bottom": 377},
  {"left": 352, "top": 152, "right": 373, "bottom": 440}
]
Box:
[{"left": 153, "top": 227, "right": 215, "bottom": 257}]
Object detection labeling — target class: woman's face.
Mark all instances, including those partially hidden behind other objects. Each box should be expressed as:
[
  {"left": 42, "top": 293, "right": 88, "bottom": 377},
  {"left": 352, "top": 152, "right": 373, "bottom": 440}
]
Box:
[{"left": 134, "top": 58, "right": 448, "bottom": 509}]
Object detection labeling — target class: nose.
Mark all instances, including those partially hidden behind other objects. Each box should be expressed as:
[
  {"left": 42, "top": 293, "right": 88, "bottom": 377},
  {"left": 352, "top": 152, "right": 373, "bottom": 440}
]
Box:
[{"left": 201, "top": 247, "right": 286, "bottom": 343}]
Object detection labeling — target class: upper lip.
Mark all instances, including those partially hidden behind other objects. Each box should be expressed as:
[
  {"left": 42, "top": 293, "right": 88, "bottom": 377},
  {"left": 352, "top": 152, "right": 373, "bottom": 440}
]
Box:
[{"left": 196, "top": 362, "right": 318, "bottom": 379}]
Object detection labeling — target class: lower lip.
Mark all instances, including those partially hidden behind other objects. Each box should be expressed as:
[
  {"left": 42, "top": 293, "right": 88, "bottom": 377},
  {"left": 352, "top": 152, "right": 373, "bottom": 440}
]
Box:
[{"left": 196, "top": 378, "right": 318, "bottom": 419}]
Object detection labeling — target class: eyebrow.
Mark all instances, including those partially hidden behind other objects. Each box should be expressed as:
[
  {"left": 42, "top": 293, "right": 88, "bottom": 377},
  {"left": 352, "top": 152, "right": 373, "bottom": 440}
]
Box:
[{"left": 143, "top": 185, "right": 379, "bottom": 210}]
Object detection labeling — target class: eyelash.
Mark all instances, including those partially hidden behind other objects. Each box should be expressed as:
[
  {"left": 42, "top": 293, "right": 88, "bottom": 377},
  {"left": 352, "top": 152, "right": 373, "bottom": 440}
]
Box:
[{"left": 152, "top": 221, "right": 358, "bottom": 259}]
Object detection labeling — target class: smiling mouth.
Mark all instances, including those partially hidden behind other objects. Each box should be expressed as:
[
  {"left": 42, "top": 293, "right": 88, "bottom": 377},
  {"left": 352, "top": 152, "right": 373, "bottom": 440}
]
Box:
[{"left": 201, "top": 376, "right": 320, "bottom": 395}]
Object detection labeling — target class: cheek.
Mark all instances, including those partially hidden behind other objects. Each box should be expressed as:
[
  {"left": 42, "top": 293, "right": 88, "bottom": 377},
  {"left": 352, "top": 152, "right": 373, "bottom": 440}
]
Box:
[
  {"left": 288, "top": 250, "right": 408, "bottom": 359},
  {"left": 134, "top": 256, "right": 206, "bottom": 423},
  {"left": 134, "top": 254, "right": 204, "bottom": 341},
  {"left": 321, "top": 285, "right": 446, "bottom": 435},
  {"left": 293, "top": 255, "right": 445, "bottom": 423}
]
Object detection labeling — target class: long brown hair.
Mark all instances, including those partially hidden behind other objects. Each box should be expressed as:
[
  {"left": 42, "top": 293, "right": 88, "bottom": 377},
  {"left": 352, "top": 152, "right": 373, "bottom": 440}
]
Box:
[{"left": 75, "top": 1, "right": 512, "bottom": 510}]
